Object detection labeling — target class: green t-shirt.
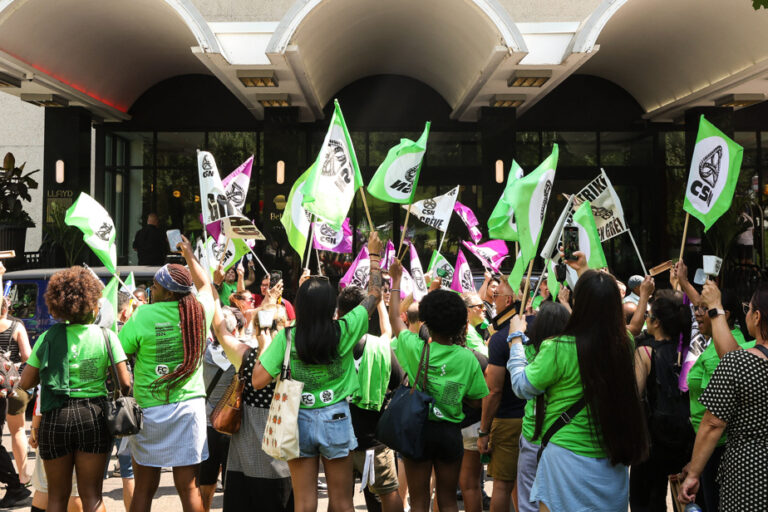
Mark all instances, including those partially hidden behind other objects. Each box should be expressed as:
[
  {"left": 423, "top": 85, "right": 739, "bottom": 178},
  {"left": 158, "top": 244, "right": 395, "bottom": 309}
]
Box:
[
  {"left": 524, "top": 335, "right": 607, "bottom": 458},
  {"left": 466, "top": 324, "right": 488, "bottom": 357},
  {"left": 27, "top": 324, "right": 127, "bottom": 398},
  {"left": 687, "top": 328, "right": 754, "bottom": 445},
  {"left": 531, "top": 296, "right": 544, "bottom": 311},
  {"left": 394, "top": 330, "right": 489, "bottom": 423},
  {"left": 521, "top": 343, "right": 540, "bottom": 444},
  {"left": 219, "top": 281, "right": 238, "bottom": 306},
  {"left": 118, "top": 292, "right": 215, "bottom": 408},
  {"left": 259, "top": 305, "right": 369, "bottom": 408}
]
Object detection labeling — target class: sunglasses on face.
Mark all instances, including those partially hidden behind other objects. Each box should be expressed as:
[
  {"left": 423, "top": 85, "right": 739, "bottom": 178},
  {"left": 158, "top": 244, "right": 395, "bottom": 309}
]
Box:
[{"left": 694, "top": 305, "right": 708, "bottom": 313}]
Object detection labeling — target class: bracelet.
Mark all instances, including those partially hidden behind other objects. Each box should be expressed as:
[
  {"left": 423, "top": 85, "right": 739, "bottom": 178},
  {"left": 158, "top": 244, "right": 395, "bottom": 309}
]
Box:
[
  {"left": 369, "top": 255, "right": 381, "bottom": 261},
  {"left": 478, "top": 429, "right": 490, "bottom": 437},
  {"left": 390, "top": 288, "right": 400, "bottom": 292}
]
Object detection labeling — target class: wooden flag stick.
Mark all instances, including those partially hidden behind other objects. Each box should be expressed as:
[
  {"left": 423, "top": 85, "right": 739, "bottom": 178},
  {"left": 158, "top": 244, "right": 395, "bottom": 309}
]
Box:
[
  {"left": 397, "top": 207, "right": 411, "bottom": 260},
  {"left": 359, "top": 189, "right": 375, "bottom": 232},
  {"left": 676, "top": 212, "right": 690, "bottom": 290},
  {"left": 519, "top": 260, "right": 535, "bottom": 313},
  {"left": 531, "top": 259, "right": 549, "bottom": 302},
  {"left": 303, "top": 215, "right": 316, "bottom": 269}
]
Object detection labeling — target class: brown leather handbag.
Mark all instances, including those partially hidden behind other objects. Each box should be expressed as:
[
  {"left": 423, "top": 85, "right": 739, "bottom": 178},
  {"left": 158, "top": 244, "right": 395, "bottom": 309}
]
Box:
[{"left": 209, "top": 348, "right": 251, "bottom": 435}]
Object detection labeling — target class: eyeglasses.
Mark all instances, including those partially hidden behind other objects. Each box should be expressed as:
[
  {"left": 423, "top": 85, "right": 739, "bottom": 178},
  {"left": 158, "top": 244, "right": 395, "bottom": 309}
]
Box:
[
  {"left": 469, "top": 304, "right": 484, "bottom": 309},
  {"left": 743, "top": 302, "right": 752, "bottom": 316},
  {"left": 694, "top": 305, "right": 707, "bottom": 313}
]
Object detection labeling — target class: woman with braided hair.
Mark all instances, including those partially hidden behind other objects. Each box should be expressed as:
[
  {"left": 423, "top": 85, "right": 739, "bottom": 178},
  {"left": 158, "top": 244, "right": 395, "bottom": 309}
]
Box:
[{"left": 119, "top": 235, "right": 214, "bottom": 512}]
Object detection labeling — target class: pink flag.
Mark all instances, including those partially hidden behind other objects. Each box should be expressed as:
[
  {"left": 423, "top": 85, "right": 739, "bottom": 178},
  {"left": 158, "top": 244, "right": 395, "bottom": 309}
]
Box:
[
  {"left": 382, "top": 240, "right": 396, "bottom": 270},
  {"left": 451, "top": 249, "right": 475, "bottom": 293},
  {"left": 202, "top": 156, "right": 254, "bottom": 240},
  {"left": 462, "top": 240, "right": 509, "bottom": 273},
  {"left": 409, "top": 243, "right": 428, "bottom": 300},
  {"left": 339, "top": 246, "right": 370, "bottom": 289},
  {"left": 454, "top": 201, "right": 483, "bottom": 243},
  {"left": 313, "top": 218, "right": 353, "bottom": 253}
]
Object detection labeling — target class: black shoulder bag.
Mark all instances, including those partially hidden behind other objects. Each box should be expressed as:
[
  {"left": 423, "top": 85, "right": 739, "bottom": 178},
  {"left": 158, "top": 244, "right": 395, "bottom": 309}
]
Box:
[
  {"left": 536, "top": 397, "right": 585, "bottom": 462},
  {"left": 101, "top": 328, "right": 143, "bottom": 437},
  {"left": 375, "top": 341, "right": 434, "bottom": 460}
]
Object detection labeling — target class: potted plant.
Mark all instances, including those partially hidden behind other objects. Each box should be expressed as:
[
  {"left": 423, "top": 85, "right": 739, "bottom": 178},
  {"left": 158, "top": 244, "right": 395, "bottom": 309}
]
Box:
[{"left": 0, "top": 152, "right": 39, "bottom": 267}]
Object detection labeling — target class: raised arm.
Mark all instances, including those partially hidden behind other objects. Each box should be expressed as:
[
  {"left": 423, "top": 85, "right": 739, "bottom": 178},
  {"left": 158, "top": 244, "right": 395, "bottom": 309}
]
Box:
[
  {"left": 378, "top": 298, "right": 392, "bottom": 341},
  {"left": 388, "top": 259, "right": 408, "bottom": 337},
  {"left": 478, "top": 271, "right": 492, "bottom": 302},
  {"left": 244, "top": 260, "right": 256, "bottom": 287},
  {"left": 360, "top": 231, "right": 383, "bottom": 317},
  {"left": 675, "top": 260, "right": 700, "bottom": 305},
  {"left": 702, "top": 280, "right": 739, "bottom": 357},
  {"left": 628, "top": 276, "right": 654, "bottom": 337},
  {"left": 565, "top": 251, "right": 589, "bottom": 278},
  {"left": 179, "top": 235, "right": 212, "bottom": 296},
  {"left": 211, "top": 293, "right": 249, "bottom": 371},
  {"left": 236, "top": 263, "right": 246, "bottom": 292}
]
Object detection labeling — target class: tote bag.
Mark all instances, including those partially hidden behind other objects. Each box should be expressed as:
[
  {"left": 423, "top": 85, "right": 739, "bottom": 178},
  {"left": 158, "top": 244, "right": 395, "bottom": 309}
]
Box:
[
  {"left": 262, "top": 328, "right": 304, "bottom": 461},
  {"left": 375, "top": 341, "right": 434, "bottom": 459}
]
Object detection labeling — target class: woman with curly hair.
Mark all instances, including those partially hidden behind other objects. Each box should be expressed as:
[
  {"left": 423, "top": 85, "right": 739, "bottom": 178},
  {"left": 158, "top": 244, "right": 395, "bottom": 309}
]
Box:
[
  {"left": 118, "top": 235, "right": 214, "bottom": 512},
  {"left": 387, "top": 260, "right": 489, "bottom": 512},
  {"left": 18, "top": 266, "right": 132, "bottom": 512}
]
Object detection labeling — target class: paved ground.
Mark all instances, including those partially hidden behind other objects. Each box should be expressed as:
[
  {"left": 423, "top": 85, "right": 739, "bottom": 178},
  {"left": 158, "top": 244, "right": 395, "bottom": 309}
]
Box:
[{"left": 1, "top": 420, "right": 675, "bottom": 511}]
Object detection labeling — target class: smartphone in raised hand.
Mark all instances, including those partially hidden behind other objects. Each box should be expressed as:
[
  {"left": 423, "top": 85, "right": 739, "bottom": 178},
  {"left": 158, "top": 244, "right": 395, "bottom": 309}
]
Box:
[
  {"left": 166, "top": 229, "right": 183, "bottom": 253},
  {"left": 562, "top": 226, "right": 579, "bottom": 261}
]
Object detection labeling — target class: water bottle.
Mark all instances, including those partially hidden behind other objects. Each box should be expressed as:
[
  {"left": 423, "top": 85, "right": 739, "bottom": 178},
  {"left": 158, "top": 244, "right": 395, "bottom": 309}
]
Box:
[{"left": 684, "top": 504, "right": 703, "bottom": 512}]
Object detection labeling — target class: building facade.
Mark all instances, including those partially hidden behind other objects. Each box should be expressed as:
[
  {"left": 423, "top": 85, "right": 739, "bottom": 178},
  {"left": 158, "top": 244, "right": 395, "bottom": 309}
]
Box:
[{"left": 1, "top": 0, "right": 767, "bottom": 280}]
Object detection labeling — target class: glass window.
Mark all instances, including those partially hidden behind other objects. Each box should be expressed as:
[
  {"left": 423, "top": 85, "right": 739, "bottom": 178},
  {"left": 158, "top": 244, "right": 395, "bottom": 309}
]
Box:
[
  {"left": 514, "top": 131, "right": 540, "bottom": 168},
  {"left": 369, "top": 132, "right": 421, "bottom": 170},
  {"left": 156, "top": 132, "right": 205, "bottom": 169},
  {"left": 762, "top": 131, "right": 768, "bottom": 169},
  {"left": 206, "top": 132, "right": 259, "bottom": 175},
  {"left": 105, "top": 134, "right": 113, "bottom": 166},
  {"left": 542, "top": 132, "right": 597, "bottom": 167},
  {"left": 427, "top": 132, "right": 480, "bottom": 167},
  {"left": 600, "top": 132, "right": 652, "bottom": 166},
  {"left": 664, "top": 132, "right": 685, "bottom": 167},
  {"left": 8, "top": 283, "right": 37, "bottom": 319},
  {"left": 735, "top": 132, "right": 758, "bottom": 168}
]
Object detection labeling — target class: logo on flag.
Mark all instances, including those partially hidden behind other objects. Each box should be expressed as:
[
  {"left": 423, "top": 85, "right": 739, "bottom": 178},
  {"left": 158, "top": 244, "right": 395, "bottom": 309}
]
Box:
[
  {"left": 95, "top": 222, "right": 113, "bottom": 242},
  {"left": 691, "top": 142, "right": 725, "bottom": 207},
  {"left": 571, "top": 170, "right": 627, "bottom": 242},
  {"left": 228, "top": 182, "right": 245, "bottom": 208},
  {"left": 404, "top": 187, "right": 459, "bottom": 232}
]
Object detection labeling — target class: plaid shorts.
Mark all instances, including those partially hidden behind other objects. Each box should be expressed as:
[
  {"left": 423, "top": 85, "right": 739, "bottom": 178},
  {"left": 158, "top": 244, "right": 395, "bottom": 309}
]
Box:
[{"left": 39, "top": 397, "right": 112, "bottom": 460}]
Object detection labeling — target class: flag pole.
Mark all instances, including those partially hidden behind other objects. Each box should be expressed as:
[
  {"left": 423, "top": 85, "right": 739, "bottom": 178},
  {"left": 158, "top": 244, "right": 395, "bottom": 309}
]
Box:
[
  {"left": 245, "top": 245, "right": 270, "bottom": 276},
  {"left": 303, "top": 215, "right": 316, "bottom": 269},
  {"left": 315, "top": 249, "right": 323, "bottom": 275},
  {"left": 676, "top": 212, "right": 690, "bottom": 289},
  {"left": 397, "top": 207, "right": 411, "bottom": 260},
  {"left": 519, "top": 260, "right": 535, "bottom": 313},
  {"left": 530, "top": 259, "right": 549, "bottom": 302},
  {"left": 359, "top": 189, "right": 375, "bottom": 232},
  {"left": 626, "top": 230, "right": 648, "bottom": 276}
]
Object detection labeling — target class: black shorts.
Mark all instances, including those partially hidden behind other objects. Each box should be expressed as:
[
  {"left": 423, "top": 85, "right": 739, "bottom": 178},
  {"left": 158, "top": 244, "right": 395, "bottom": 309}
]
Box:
[
  {"left": 39, "top": 397, "right": 112, "bottom": 460},
  {"left": 408, "top": 420, "right": 463, "bottom": 463},
  {"left": 198, "top": 426, "right": 231, "bottom": 486}
]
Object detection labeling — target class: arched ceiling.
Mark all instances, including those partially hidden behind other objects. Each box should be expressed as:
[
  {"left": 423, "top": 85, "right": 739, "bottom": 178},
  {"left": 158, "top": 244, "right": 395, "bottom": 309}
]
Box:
[
  {"left": 273, "top": 0, "right": 526, "bottom": 110},
  {"left": 0, "top": 0, "right": 213, "bottom": 118},
  {"left": 581, "top": 0, "right": 768, "bottom": 120}
]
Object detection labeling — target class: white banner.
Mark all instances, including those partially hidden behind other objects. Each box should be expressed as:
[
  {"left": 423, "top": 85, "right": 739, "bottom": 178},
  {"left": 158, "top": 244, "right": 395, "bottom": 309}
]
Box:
[
  {"left": 403, "top": 186, "right": 459, "bottom": 232},
  {"left": 572, "top": 169, "right": 627, "bottom": 242},
  {"left": 198, "top": 151, "right": 243, "bottom": 227}
]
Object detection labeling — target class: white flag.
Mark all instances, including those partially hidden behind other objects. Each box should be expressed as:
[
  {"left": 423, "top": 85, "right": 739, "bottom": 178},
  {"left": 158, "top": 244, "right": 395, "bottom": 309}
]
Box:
[
  {"left": 409, "top": 243, "right": 428, "bottom": 301},
  {"left": 403, "top": 186, "right": 459, "bottom": 232},
  {"left": 572, "top": 169, "right": 627, "bottom": 242}
]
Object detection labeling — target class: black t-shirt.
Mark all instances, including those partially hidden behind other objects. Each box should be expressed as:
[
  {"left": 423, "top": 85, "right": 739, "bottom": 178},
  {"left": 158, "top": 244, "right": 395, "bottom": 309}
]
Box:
[
  {"left": 132, "top": 225, "right": 168, "bottom": 265},
  {"left": 487, "top": 324, "right": 525, "bottom": 419},
  {"left": 350, "top": 338, "right": 406, "bottom": 450}
]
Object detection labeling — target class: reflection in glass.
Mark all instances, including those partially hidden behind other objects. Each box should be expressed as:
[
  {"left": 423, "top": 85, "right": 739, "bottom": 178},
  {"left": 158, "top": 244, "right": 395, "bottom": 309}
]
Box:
[
  {"left": 542, "top": 132, "right": 597, "bottom": 167},
  {"left": 600, "top": 132, "right": 652, "bottom": 166}
]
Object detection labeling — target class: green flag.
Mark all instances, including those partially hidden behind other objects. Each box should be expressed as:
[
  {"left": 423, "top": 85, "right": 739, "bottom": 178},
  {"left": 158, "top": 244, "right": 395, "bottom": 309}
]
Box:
[
  {"left": 488, "top": 160, "right": 525, "bottom": 241},
  {"left": 510, "top": 145, "right": 558, "bottom": 263},
  {"left": 302, "top": 100, "right": 364, "bottom": 228},
  {"left": 426, "top": 250, "right": 454, "bottom": 289},
  {"left": 367, "top": 122, "right": 430, "bottom": 204},
  {"left": 547, "top": 259, "right": 561, "bottom": 302},
  {"left": 508, "top": 252, "right": 525, "bottom": 294},
  {"left": 102, "top": 276, "right": 119, "bottom": 332},
  {"left": 281, "top": 167, "right": 313, "bottom": 256},
  {"left": 121, "top": 272, "right": 136, "bottom": 294},
  {"left": 572, "top": 201, "right": 607, "bottom": 269},
  {"left": 205, "top": 237, "right": 249, "bottom": 273},
  {"left": 683, "top": 115, "right": 743, "bottom": 231},
  {"left": 65, "top": 192, "right": 117, "bottom": 273}
]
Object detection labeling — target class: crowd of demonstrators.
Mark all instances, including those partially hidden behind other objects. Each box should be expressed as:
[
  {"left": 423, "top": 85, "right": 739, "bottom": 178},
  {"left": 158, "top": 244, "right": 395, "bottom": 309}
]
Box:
[{"left": 18, "top": 266, "right": 132, "bottom": 512}]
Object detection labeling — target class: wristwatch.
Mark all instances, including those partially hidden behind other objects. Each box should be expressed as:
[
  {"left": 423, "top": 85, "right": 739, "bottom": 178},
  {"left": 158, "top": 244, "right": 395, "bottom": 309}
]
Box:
[
  {"left": 477, "top": 429, "right": 490, "bottom": 437},
  {"left": 708, "top": 308, "right": 725, "bottom": 318}
]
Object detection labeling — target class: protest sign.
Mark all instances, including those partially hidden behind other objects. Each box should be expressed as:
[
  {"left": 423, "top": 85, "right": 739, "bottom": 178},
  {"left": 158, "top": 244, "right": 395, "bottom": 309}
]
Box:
[{"left": 403, "top": 186, "right": 459, "bottom": 232}]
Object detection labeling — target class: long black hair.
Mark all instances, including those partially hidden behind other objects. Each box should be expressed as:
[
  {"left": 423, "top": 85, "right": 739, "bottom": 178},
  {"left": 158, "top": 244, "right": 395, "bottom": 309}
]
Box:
[
  {"left": 294, "top": 277, "right": 340, "bottom": 365},
  {"left": 529, "top": 302, "right": 571, "bottom": 440},
  {"left": 562, "top": 270, "right": 649, "bottom": 466},
  {"left": 650, "top": 292, "right": 692, "bottom": 349}
]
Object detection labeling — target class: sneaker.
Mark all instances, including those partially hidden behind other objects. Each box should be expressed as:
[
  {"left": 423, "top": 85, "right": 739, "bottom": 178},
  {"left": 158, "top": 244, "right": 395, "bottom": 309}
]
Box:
[{"left": 0, "top": 485, "right": 32, "bottom": 507}]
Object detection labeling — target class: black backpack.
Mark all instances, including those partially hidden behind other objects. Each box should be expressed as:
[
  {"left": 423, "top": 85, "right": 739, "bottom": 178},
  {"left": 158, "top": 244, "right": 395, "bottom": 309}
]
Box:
[{"left": 644, "top": 339, "right": 693, "bottom": 449}]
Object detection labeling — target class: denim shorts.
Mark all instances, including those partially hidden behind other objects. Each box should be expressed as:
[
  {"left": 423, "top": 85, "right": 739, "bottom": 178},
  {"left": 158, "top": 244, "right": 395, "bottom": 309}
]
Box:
[{"left": 298, "top": 401, "right": 357, "bottom": 459}]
